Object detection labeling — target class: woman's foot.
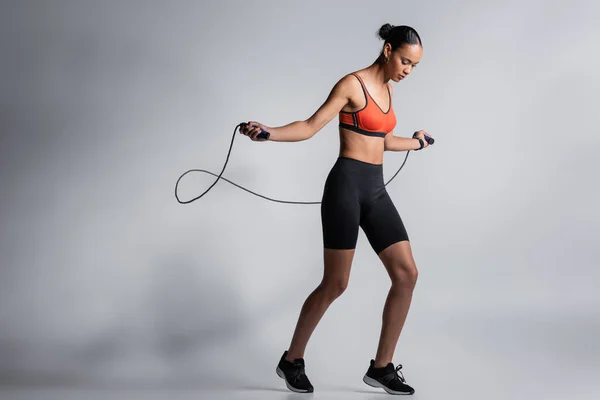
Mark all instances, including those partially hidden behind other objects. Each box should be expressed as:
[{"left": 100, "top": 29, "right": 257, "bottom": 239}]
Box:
[
  {"left": 363, "top": 359, "right": 415, "bottom": 395},
  {"left": 275, "top": 350, "right": 314, "bottom": 393}
]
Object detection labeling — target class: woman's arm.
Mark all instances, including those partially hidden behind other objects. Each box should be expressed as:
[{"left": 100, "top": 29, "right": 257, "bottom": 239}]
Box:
[
  {"left": 265, "top": 75, "right": 355, "bottom": 142},
  {"left": 384, "top": 134, "right": 423, "bottom": 151},
  {"left": 383, "top": 83, "right": 427, "bottom": 151}
]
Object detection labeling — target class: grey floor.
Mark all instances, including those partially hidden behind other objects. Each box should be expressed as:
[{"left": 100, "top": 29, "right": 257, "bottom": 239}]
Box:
[{"left": 2, "top": 307, "right": 598, "bottom": 400}]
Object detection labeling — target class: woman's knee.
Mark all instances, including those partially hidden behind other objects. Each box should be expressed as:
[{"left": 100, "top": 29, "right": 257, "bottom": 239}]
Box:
[
  {"left": 390, "top": 261, "right": 418, "bottom": 288},
  {"left": 379, "top": 241, "right": 418, "bottom": 288},
  {"left": 321, "top": 248, "right": 354, "bottom": 299},
  {"left": 319, "top": 278, "right": 349, "bottom": 300}
]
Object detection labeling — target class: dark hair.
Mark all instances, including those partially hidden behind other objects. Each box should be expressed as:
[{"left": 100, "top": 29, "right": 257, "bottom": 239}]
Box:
[{"left": 377, "top": 23, "right": 422, "bottom": 50}]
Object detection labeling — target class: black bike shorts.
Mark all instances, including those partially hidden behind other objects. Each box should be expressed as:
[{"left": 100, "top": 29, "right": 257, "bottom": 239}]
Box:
[{"left": 320, "top": 156, "right": 409, "bottom": 254}]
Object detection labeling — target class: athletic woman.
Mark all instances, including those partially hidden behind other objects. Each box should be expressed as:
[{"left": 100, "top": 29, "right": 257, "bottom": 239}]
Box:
[{"left": 240, "top": 23, "right": 432, "bottom": 395}]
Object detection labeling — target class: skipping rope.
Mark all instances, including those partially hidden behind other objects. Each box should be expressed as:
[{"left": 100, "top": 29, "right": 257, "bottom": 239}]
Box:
[{"left": 174, "top": 123, "right": 433, "bottom": 205}]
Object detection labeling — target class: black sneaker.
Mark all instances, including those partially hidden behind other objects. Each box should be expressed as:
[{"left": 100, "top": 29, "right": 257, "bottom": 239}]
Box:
[
  {"left": 275, "top": 350, "right": 314, "bottom": 393},
  {"left": 363, "top": 359, "right": 415, "bottom": 395}
]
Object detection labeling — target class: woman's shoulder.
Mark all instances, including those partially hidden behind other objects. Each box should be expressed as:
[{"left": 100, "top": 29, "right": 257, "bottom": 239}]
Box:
[{"left": 334, "top": 71, "right": 364, "bottom": 91}]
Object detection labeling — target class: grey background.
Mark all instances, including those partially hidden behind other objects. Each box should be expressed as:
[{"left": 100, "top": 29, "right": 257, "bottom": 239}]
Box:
[{"left": 1, "top": 0, "right": 599, "bottom": 399}]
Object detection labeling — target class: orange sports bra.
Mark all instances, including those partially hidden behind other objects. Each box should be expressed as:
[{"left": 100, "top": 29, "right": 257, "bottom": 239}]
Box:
[{"left": 339, "top": 73, "right": 396, "bottom": 138}]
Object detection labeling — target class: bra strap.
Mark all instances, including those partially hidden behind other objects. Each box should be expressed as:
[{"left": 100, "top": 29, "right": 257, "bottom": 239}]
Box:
[{"left": 350, "top": 73, "right": 369, "bottom": 105}]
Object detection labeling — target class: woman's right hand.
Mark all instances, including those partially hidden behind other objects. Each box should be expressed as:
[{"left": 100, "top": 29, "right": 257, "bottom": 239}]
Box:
[{"left": 240, "top": 121, "right": 270, "bottom": 141}]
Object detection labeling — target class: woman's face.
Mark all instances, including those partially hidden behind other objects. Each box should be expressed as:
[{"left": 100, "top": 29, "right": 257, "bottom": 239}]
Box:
[{"left": 386, "top": 43, "right": 423, "bottom": 82}]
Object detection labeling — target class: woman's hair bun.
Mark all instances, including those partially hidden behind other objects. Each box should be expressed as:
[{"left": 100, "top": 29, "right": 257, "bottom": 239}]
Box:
[{"left": 378, "top": 23, "right": 394, "bottom": 40}]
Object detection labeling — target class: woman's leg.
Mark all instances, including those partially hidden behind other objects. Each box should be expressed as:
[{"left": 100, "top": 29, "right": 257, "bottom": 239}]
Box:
[
  {"left": 359, "top": 188, "right": 417, "bottom": 368},
  {"left": 283, "top": 157, "right": 361, "bottom": 361},
  {"left": 373, "top": 240, "right": 418, "bottom": 367},
  {"left": 285, "top": 247, "right": 355, "bottom": 361}
]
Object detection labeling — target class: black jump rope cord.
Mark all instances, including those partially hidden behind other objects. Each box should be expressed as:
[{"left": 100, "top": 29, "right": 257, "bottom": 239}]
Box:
[{"left": 174, "top": 123, "right": 424, "bottom": 205}]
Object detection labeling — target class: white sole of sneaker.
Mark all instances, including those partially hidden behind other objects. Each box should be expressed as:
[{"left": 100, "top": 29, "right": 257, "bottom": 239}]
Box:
[
  {"left": 276, "top": 366, "right": 312, "bottom": 393},
  {"left": 363, "top": 375, "right": 414, "bottom": 395}
]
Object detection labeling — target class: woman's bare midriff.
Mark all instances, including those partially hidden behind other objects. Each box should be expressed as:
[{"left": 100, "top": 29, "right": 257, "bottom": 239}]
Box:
[{"left": 338, "top": 127, "right": 386, "bottom": 165}]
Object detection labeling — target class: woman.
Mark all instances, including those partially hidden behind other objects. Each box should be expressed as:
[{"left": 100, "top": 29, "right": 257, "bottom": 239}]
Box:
[{"left": 240, "top": 23, "right": 432, "bottom": 395}]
